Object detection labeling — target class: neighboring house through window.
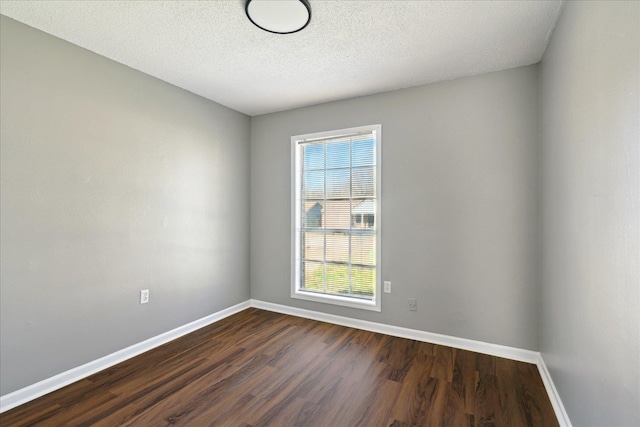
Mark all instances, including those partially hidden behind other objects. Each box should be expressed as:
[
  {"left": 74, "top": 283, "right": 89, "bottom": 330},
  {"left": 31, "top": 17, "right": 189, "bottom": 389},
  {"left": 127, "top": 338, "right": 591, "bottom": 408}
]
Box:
[
  {"left": 305, "top": 202, "right": 323, "bottom": 228},
  {"left": 292, "top": 124, "right": 381, "bottom": 311},
  {"left": 352, "top": 199, "right": 375, "bottom": 229}
]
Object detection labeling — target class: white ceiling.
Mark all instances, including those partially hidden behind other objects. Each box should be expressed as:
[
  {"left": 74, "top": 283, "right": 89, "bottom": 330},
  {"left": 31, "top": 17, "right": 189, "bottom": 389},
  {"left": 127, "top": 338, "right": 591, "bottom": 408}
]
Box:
[{"left": 0, "top": 0, "right": 564, "bottom": 116}]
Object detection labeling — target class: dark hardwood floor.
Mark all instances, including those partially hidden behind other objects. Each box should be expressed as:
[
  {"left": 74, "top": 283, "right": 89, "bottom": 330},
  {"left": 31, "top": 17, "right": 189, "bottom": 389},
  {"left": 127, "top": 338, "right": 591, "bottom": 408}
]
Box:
[{"left": 0, "top": 308, "right": 559, "bottom": 426}]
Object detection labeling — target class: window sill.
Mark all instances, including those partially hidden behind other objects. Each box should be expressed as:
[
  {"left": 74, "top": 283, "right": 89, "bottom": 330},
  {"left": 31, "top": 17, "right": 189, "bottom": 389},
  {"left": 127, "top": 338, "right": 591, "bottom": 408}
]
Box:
[{"left": 291, "top": 289, "right": 381, "bottom": 312}]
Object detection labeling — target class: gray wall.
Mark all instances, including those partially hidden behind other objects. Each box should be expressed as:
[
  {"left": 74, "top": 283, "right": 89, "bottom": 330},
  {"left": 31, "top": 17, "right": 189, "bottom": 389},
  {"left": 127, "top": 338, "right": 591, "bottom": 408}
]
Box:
[
  {"left": 251, "top": 66, "right": 540, "bottom": 350},
  {"left": 0, "top": 16, "right": 251, "bottom": 395},
  {"left": 539, "top": 2, "right": 640, "bottom": 426}
]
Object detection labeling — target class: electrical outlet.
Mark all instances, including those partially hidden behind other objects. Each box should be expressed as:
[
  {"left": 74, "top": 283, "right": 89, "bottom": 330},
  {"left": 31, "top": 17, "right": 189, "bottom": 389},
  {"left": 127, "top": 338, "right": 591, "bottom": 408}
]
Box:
[
  {"left": 408, "top": 298, "right": 417, "bottom": 311},
  {"left": 140, "top": 289, "right": 149, "bottom": 304},
  {"left": 384, "top": 281, "right": 391, "bottom": 293}
]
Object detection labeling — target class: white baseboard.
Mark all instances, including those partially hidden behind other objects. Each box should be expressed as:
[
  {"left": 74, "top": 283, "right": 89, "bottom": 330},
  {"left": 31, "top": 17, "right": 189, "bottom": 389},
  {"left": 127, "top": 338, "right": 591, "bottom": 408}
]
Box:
[
  {"left": 250, "top": 299, "right": 539, "bottom": 363},
  {"left": 0, "top": 300, "right": 251, "bottom": 413},
  {"left": 536, "top": 354, "right": 573, "bottom": 427}
]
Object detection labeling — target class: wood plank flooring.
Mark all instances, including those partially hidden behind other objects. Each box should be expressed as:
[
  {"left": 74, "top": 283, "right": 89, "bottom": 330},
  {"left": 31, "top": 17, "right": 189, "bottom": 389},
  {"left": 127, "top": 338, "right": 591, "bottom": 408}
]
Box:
[{"left": 0, "top": 308, "right": 559, "bottom": 426}]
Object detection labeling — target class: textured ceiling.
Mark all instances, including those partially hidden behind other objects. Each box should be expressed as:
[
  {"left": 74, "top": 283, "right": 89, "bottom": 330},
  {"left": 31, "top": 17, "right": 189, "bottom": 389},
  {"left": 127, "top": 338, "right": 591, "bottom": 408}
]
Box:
[{"left": 0, "top": 1, "right": 564, "bottom": 116}]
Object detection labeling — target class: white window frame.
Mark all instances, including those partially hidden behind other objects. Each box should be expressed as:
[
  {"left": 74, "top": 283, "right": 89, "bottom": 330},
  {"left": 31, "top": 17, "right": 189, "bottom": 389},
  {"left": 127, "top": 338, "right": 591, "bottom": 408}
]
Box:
[{"left": 291, "top": 124, "right": 382, "bottom": 312}]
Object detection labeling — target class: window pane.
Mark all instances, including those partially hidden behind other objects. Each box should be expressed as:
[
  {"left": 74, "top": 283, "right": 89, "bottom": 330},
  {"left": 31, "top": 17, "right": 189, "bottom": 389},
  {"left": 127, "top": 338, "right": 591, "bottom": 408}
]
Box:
[
  {"left": 351, "top": 266, "right": 375, "bottom": 298},
  {"left": 326, "top": 232, "right": 349, "bottom": 263},
  {"left": 352, "top": 166, "right": 375, "bottom": 198},
  {"left": 351, "top": 234, "right": 375, "bottom": 266},
  {"left": 302, "top": 261, "right": 324, "bottom": 292},
  {"left": 324, "top": 263, "right": 350, "bottom": 295},
  {"left": 295, "top": 126, "right": 379, "bottom": 308},
  {"left": 352, "top": 135, "right": 375, "bottom": 167},
  {"left": 303, "top": 170, "right": 324, "bottom": 199},
  {"left": 326, "top": 139, "right": 350, "bottom": 169},
  {"left": 324, "top": 200, "right": 351, "bottom": 230},
  {"left": 326, "top": 168, "right": 350, "bottom": 199},
  {"left": 302, "top": 232, "right": 324, "bottom": 262},
  {"left": 303, "top": 143, "right": 324, "bottom": 170}
]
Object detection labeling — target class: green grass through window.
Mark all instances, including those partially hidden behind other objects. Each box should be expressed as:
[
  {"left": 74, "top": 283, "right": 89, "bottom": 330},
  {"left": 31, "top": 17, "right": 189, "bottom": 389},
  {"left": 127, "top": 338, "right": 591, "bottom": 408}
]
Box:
[{"left": 303, "top": 264, "right": 375, "bottom": 298}]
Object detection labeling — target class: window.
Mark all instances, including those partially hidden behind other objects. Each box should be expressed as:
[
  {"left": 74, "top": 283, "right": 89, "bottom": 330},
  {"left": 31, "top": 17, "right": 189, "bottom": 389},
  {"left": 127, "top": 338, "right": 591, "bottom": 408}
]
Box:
[{"left": 292, "top": 124, "right": 381, "bottom": 311}]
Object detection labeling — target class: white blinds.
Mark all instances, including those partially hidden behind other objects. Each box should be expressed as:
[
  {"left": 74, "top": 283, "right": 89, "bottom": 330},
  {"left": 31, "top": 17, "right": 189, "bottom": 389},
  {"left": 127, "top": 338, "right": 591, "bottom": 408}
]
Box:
[{"left": 296, "top": 131, "right": 377, "bottom": 300}]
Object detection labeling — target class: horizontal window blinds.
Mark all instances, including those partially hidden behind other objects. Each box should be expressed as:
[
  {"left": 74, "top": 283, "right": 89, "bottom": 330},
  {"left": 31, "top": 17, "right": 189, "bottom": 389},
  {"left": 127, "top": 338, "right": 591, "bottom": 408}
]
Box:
[{"left": 296, "top": 132, "right": 377, "bottom": 300}]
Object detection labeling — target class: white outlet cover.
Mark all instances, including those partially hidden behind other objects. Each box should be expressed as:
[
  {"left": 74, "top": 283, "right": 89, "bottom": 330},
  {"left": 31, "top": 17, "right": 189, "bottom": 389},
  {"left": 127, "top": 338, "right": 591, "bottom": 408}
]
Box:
[
  {"left": 384, "top": 281, "right": 391, "bottom": 293},
  {"left": 140, "top": 289, "right": 149, "bottom": 304}
]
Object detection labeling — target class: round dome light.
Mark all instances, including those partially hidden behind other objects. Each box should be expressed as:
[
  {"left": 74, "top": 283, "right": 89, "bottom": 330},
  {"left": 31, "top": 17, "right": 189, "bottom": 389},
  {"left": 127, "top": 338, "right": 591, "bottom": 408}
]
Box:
[{"left": 245, "top": 0, "right": 311, "bottom": 34}]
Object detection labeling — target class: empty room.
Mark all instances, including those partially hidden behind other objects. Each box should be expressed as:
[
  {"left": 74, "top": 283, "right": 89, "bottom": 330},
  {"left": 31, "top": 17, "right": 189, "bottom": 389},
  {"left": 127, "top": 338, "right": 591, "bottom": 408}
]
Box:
[{"left": 0, "top": 1, "right": 638, "bottom": 426}]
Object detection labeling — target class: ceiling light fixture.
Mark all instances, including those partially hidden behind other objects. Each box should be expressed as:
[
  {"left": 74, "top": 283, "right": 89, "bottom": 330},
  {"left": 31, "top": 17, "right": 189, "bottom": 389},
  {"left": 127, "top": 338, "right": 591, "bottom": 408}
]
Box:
[{"left": 245, "top": 0, "right": 311, "bottom": 35}]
